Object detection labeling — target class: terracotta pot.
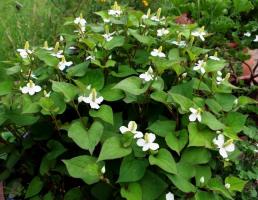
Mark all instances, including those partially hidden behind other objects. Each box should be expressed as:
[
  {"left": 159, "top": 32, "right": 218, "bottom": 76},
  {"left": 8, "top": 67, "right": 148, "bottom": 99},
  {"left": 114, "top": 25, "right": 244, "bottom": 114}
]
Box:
[
  {"left": 241, "top": 49, "right": 258, "bottom": 83},
  {"left": 0, "top": 182, "right": 4, "bottom": 200}
]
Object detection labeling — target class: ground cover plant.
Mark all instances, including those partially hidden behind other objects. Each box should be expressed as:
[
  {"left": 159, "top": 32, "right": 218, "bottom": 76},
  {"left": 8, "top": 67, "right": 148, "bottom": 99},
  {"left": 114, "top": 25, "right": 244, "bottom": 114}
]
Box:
[{"left": 0, "top": 1, "right": 257, "bottom": 199}]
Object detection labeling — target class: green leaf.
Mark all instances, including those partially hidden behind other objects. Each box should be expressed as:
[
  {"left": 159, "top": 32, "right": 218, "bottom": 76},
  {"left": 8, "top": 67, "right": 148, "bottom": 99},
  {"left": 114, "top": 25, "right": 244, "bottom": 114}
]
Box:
[
  {"left": 67, "top": 62, "right": 89, "bottom": 77},
  {"left": 140, "top": 171, "right": 168, "bottom": 200},
  {"left": 205, "top": 98, "right": 222, "bottom": 115},
  {"left": 98, "top": 136, "right": 132, "bottom": 161},
  {"left": 225, "top": 176, "right": 247, "bottom": 192},
  {"left": 64, "top": 188, "right": 83, "bottom": 200},
  {"left": 111, "top": 65, "right": 137, "bottom": 77},
  {"left": 233, "top": 0, "right": 254, "bottom": 13},
  {"left": 148, "top": 120, "right": 176, "bottom": 137},
  {"left": 114, "top": 76, "right": 149, "bottom": 95},
  {"left": 35, "top": 49, "right": 59, "bottom": 66},
  {"left": 195, "top": 190, "right": 217, "bottom": 200},
  {"left": 170, "top": 93, "right": 192, "bottom": 112},
  {"left": 79, "top": 69, "right": 104, "bottom": 90},
  {"left": 0, "top": 79, "right": 13, "bottom": 96},
  {"left": 68, "top": 121, "right": 103, "bottom": 154},
  {"left": 188, "top": 123, "right": 216, "bottom": 148},
  {"left": 205, "top": 60, "right": 226, "bottom": 73},
  {"left": 149, "top": 148, "right": 177, "bottom": 174},
  {"left": 101, "top": 84, "right": 124, "bottom": 101},
  {"left": 121, "top": 183, "right": 142, "bottom": 200},
  {"left": 201, "top": 111, "right": 225, "bottom": 130},
  {"left": 180, "top": 147, "right": 211, "bottom": 165},
  {"left": 52, "top": 81, "right": 78, "bottom": 102},
  {"left": 165, "top": 129, "right": 188, "bottom": 155},
  {"left": 89, "top": 105, "right": 114, "bottom": 125},
  {"left": 215, "top": 94, "right": 236, "bottom": 112},
  {"left": 63, "top": 155, "right": 102, "bottom": 184},
  {"left": 25, "top": 176, "right": 44, "bottom": 199},
  {"left": 128, "top": 29, "right": 156, "bottom": 46},
  {"left": 150, "top": 91, "right": 168, "bottom": 104},
  {"left": 104, "top": 36, "right": 125, "bottom": 50},
  {"left": 166, "top": 174, "right": 196, "bottom": 193},
  {"left": 207, "top": 178, "right": 233, "bottom": 199},
  {"left": 224, "top": 112, "right": 247, "bottom": 133},
  {"left": 195, "top": 165, "right": 212, "bottom": 186},
  {"left": 118, "top": 155, "right": 148, "bottom": 182}
]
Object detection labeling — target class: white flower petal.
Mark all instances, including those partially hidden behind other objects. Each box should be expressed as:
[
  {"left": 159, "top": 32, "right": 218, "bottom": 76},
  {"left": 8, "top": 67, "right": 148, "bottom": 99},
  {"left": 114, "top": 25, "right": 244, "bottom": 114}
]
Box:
[
  {"left": 147, "top": 133, "right": 156, "bottom": 143},
  {"left": 137, "top": 138, "right": 146, "bottom": 147},
  {"left": 119, "top": 126, "right": 129, "bottom": 134},
  {"left": 189, "top": 113, "right": 197, "bottom": 122},
  {"left": 149, "top": 143, "right": 159, "bottom": 151},
  {"left": 225, "top": 143, "right": 235, "bottom": 152},
  {"left": 134, "top": 131, "right": 143, "bottom": 139},
  {"left": 219, "top": 148, "right": 228, "bottom": 158}
]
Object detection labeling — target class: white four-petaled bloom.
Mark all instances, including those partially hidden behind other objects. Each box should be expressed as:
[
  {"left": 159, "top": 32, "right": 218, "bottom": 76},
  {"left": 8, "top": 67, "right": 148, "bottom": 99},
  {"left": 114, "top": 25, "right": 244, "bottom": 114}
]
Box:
[
  {"left": 51, "top": 50, "right": 63, "bottom": 58},
  {"left": 213, "top": 134, "right": 235, "bottom": 159},
  {"left": 191, "top": 27, "right": 207, "bottom": 41},
  {"left": 102, "top": 32, "right": 115, "bottom": 42},
  {"left": 225, "top": 183, "right": 231, "bottom": 189},
  {"left": 189, "top": 107, "right": 202, "bottom": 122},
  {"left": 165, "top": 192, "right": 174, "bottom": 200},
  {"left": 101, "top": 166, "right": 106, "bottom": 174},
  {"left": 244, "top": 32, "right": 251, "bottom": 37},
  {"left": 74, "top": 15, "right": 87, "bottom": 27},
  {"left": 209, "top": 53, "right": 220, "bottom": 61},
  {"left": 136, "top": 133, "right": 159, "bottom": 151},
  {"left": 119, "top": 121, "right": 143, "bottom": 138},
  {"left": 171, "top": 40, "right": 186, "bottom": 48},
  {"left": 193, "top": 60, "right": 206, "bottom": 74},
  {"left": 200, "top": 176, "right": 205, "bottom": 183},
  {"left": 151, "top": 46, "right": 166, "bottom": 58},
  {"left": 157, "top": 28, "right": 169, "bottom": 37},
  {"left": 78, "top": 89, "right": 104, "bottom": 109},
  {"left": 253, "top": 35, "right": 258, "bottom": 42},
  {"left": 216, "top": 71, "right": 224, "bottom": 85},
  {"left": 108, "top": 1, "right": 122, "bottom": 17},
  {"left": 44, "top": 90, "right": 51, "bottom": 98},
  {"left": 20, "top": 80, "right": 41, "bottom": 96},
  {"left": 58, "top": 57, "right": 73, "bottom": 71},
  {"left": 139, "top": 67, "right": 155, "bottom": 82}
]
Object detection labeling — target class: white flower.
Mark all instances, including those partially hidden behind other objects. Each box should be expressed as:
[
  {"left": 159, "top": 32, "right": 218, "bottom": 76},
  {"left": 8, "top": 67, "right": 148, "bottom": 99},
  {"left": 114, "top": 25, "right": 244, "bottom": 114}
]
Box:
[
  {"left": 136, "top": 133, "right": 159, "bottom": 151},
  {"left": 244, "top": 32, "right": 251, "bottom": 37},
  {"left": 102, "top": 32, "right": 115, "bottom": 42},
  {"left": 42, "top": 41, "right": 53, "bottom": 51},
  {"left": 142, "top": 9, "right": 151, "bottom": 20},
  {"left": 234, "top": 99, "right": 238, "bottom": 105},
  {"left": 213, "top": 134, "right": 235, "bottom": 159},
  {"left": 17, "top": 49, "right": 33, "bottom": 59},
  {"left": 209, "top": 55, "right": 220, "bottom": 61},
  {"left": 225, "top": 183, "right": 231, "bottom": 189},
  {"left": 171, "top": 40, "right": 186, "bottom": 48},
  {"left": 119, "top": 121, "right": 143, "bottom": 139},
  {"left": 44, "top": 90, "right": 51, "bottom": 98},
  {"left": 78, "top": 89, "right": 104, "bottom": 109},
  {"left": 58, "top": 57, "right": 73, "bottom": 71},
  {"left": 85, "top": 55, "right": 95, "bottom": 61},
  {"left": 191, "top": 27, "right": 207, "bottom": 41},
  {"left": 165, "top": 192, "right": 174, "bottom": 200},
  {"left": 157, "top": 28, "right": 169, "bottom": 37},
  {"left": 17, "top": 41, "right": 33, "bottom": 59},
  {"left": 101, "top": 166, "right": 106, "bottom": 174},
  {"left": 103, "top": 18, "right": 111, "bottom": 23},
  {"left": 108, "top": 1, "right": 122, "bottom": 17},
  {"left": 200, "top": 176, "right": 205, "bottom": 183},
  {"left": 150, "top": 15, "right": 160, "bottom": 22},
  {"left": 60, "top": 35, "right": 64, "bottom": 42},
  {"left": 51, "top": 50, "right": 63, "bottom": 58},
  {"left": 74, "top": 16, "right": 87, "bottom": 27},
  {"left": 216, "top": 71, "right": 224, "bottom": 85},
  {"left": 193, "top": 60, "right": 206, "bottom": 74},
  {"left": 69, "top": 46, "right": 76, "bottom": 50},
  {"left": 253, "top": 35, "right": 258, "bottom": 42},
  {"left": 182, "top": 72, "right": 187, "bottom": 78},
  {"left": 139, "top": 67, "right": 155, "bottom": 82},
  {"left": 151, "top": 46, "right": 166, "bottom": 58},
  {"left": 20, "top": 80, "right": 41, "bottom": 96},
  {"left": 189, "top": 107, "right": 202, "bottom": 122},
  {"left": 108, "top": 9, "right": 122, "bottom": 17}
]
